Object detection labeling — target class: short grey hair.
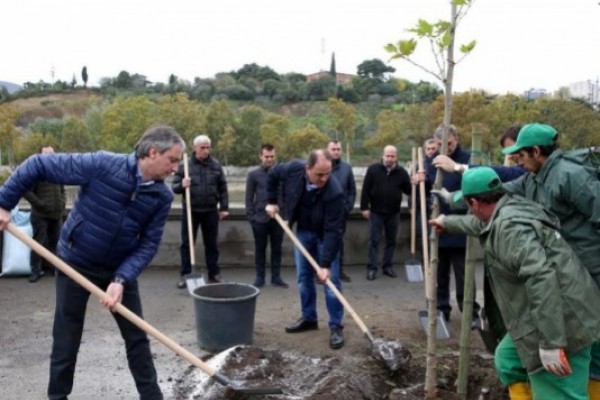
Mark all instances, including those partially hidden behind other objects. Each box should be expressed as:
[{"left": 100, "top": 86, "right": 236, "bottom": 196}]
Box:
[
  {"left": 433, "top": 124, "right": 458, "bottom": 140},
  {"left": 135, "top": 125, "right": 185, "bottom": 158},
  {"left": 193, "top": 135, "right": 211, "bottom": 146}
]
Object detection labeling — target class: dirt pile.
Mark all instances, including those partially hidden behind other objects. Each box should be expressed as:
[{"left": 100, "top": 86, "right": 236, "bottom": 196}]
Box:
[{"left": 171, "top": 346, "right": 506, "bottom": 400}]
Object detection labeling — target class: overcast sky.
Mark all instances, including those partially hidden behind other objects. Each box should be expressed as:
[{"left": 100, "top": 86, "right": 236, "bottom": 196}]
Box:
[{"left": 4, "top": 0, "right": 600, "bottom": 94}]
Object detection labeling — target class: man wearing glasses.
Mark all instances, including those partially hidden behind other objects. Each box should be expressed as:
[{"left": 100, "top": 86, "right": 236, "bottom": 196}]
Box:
[{"left": 172, "top": 135, "right": 229, "bottom": 286}]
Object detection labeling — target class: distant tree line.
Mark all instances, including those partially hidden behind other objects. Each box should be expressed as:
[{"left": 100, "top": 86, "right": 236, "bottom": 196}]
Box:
[
  {"left": 1, "top": 59, "right": 443, "bottom": 105},
  {"left": 1, "top": 88, "right": 600, "bottom": 173}
]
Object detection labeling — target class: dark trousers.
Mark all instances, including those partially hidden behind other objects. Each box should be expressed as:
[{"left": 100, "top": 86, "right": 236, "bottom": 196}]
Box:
[
  {"left": 367, "top": 211, "right": 399, "bottom": 271},
  {"left": 48, "top": 273, "right": 162, "bottom": 400},
  {"left": 437, "top": 247, "right": 481, "bottom": 319},
  {"left": 251, "top": 219, "right": 284, "bottom": 282},
  {"left": 180, "top": 209, "right": 220, "bottom": 279},
  {"left": 338, "top": 217, "right": 348, "bottom": 268},
  {"left": 30, "top": 214, "right": 62, "bottom": 274}
]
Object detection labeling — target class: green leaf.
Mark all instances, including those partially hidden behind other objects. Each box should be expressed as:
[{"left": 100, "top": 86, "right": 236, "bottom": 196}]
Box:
[
  {"left": 453, "top": 0, "right": 468, "bottom": 5},
  {"left": 412, "top": 19, "right": 433, "bottom": 36},
  {"left": 440, "top": 32, "right": 452, "bottom": 48},
  {"left": 459, "top": 40, "right": 477, "bottom": 53},
  {"left": 399, "top": 39, "right": 417, "bottom": 56},
  {"left": 384, "top": 43, "right": 398, "bottom": 54},
  {"left": 434, "top": 20, "right": 452, "bottom": 35}
]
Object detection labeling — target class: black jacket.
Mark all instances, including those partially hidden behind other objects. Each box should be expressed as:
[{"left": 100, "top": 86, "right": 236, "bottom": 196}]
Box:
[
  {"left": 360, "top": 162, "right": 411, "bottom": 214},
  {"left": 245, "top": 165, "right": 272, "bottom": 224},
  {"left": 172, "top": 155, "right": 228, "bottom": 213},
  {"left": 24, "top": 181, "right": 65, "bottom": 220},
  {"left": 331, "top": 159, "right": 356, "bottom": 215}
]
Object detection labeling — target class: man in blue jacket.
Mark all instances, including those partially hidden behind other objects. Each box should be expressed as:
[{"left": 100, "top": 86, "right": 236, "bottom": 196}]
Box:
[
  {"left": 266, "top": 149, "right": 346, "bottom": 349},
  {"left": 0, "top": 125, "right": 185, "bottom": 400},
  {"left": 427, "top": 125, "right": 481, "bottom": 324}
]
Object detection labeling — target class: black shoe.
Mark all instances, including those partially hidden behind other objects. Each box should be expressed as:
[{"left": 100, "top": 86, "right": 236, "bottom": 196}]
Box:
[
  {"left": 252, "top": 279, "right": 265, "bottom": 288},
  {"left": 28, "top": 271, "right": 44, "bottom": 283},
  {"left": 285, "top": 318, "right": 318, "bottom": 333},
  {"left": 366, "top": 270, "right": 376, "bottom": 281},
  {"left": 340, "top": 271, "right": 351, "bottom": 282},
  {"left": 383, "top": 268, "right": 397, "bottom": 278},
  {"left": 208, "top": 275, "right": 223, "bottom": 284},
  {"left": 329, "top": 327, "right": 344, "bottom": 349},
  {"left": 271, "top": 278, "right": 289, "bottom": 288},
  {"left": 176, "top": 278, "right": 186, "bottom": 289}
]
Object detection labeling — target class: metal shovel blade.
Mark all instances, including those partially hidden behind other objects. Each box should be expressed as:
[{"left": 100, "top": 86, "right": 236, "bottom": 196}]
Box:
[
  {"left": 404, "top": 259, "right": 424, "bottom": 282},
  {"left": 418, "top": 310, "right": 450, "bottom": 340},
  {"left": 185, "top": 273, "right": 205, "bottom": 296},
  {"left": 214, "top": 373, "right": 284, "bottom": 395},
  {"left": 370, "top": 337, "right": 411, "bottom": 372}
]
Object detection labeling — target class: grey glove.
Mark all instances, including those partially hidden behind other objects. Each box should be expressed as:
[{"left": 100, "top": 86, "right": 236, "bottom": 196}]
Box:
[{"left": 430, "top": 188, "right": 452, "bottom": 205}]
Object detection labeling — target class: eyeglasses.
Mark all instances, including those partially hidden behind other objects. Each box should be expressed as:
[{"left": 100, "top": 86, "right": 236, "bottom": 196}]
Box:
[{"left": 199, "top": 146, "right": 211, "bottom": 150}]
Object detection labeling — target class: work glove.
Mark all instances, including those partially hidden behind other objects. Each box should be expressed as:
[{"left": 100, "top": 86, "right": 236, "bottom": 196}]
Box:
[
  {"left": 539, "top": 348, "right": 572, "bottom": 376},
  {"left": 430, "top": 188, "right": 452, "bottom": 205}
]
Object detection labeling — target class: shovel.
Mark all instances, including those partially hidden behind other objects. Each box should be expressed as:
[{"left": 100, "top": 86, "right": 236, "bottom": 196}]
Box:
[
  {"left": 273, "top": 213, "right": 410, "bottom": 372},
  {"left": 182, "top": 153, "right": 205, "bottom": 294},
  {"left": 405, "top": 147, "right": 424, "bottom": 282},
  {"left": 5, "top": 222, "right": 282, "bottom": 396},
  {"left": 416, "top": 147, "right": 449, "bottom": 340}
]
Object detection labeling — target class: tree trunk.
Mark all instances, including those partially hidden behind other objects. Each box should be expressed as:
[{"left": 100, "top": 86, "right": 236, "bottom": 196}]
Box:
[{"left": 425, "top": 3, "right": 458, "bottom": 399}]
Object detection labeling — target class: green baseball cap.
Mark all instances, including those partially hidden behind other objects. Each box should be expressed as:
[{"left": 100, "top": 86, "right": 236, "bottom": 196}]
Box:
[
  {"left": 501, "top": 123, "right": 557, "bottom": 155},
  {"left": 453, "top": 167, "right": 502, "bottom": 203}
]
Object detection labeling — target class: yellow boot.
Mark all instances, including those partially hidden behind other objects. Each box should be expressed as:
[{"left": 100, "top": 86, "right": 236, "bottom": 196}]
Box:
[
  {"left": 508, "top": 382, "right": 532, "bottom": 400},
  {"left": 589, "top": 380, "right": 600, "bottom": 400}
]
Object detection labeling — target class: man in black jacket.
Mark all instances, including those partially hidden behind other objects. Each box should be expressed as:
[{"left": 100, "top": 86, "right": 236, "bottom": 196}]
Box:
[
  {"left": 245, "top": 144, "right": 288, "bottom": 288},
  {"left": 327, "top": 140, "right": 356, "bottom": 282},
  {"left": 172, "top": 135, "right": 229, "bottom": 286},
  {"left": 266, "top": 149, "right": 346, "bottom": 349},
  {"left": 360, "top": 145, "right": 411, "bottom": 281},
  {"left": 24, "top": 145, "right": 66, "bottom": 282}
]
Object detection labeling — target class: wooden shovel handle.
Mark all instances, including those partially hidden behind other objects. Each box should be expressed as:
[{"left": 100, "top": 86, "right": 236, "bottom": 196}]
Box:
[
  {"left": 411, "top": 147, "right": 417, "bottom": 255},
  {"left": 417, "top": 147, "right": 431, "bottom": 296},
  {"left": 183, "top": 153, "right": 195, "bottom": 265},
  {"left": 273, "top": 213, "right": 371, "bottom": 336},
  {"left": 5, "top": 222, "right": 218, "bottom": 378}
]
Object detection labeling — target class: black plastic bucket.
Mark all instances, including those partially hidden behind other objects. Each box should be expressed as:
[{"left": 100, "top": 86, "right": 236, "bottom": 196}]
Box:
[{"left": 192, "top": 283, "right": 260, "bottom": 351}]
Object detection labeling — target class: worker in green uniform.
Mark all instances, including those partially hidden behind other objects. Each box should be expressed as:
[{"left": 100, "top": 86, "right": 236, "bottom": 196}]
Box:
[{"left": 430, "top": 167, "right": 600, "bottom": 400}]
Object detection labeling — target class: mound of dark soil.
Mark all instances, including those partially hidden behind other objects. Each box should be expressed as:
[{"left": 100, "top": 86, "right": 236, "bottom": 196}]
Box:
[{"left": 172, "top": 346, "right": 507, "bottom": 400}]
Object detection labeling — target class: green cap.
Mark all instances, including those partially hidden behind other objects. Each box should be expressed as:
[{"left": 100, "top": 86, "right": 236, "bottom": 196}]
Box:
[
  {"left": 501, "top": 123, "right": 557, "bottom": 155},
  {"left": 454, "top": 167, "right": 502, "bottom": 203}
]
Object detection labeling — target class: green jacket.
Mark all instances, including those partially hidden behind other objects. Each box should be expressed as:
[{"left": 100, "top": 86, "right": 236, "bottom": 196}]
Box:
[
  {"left": 503, "top": 150, "right": 600, "bottom": 285},
  {"left": 445, "top": 194, "right": 600, "bottom": 373},
  {"left": 24, "top": 181, "right": 66, "bottom": 220}
]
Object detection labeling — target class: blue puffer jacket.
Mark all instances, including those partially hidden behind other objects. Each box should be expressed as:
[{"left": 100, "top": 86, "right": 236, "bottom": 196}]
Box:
[
  {"left": 0, "top": 151, "right": 173, "bottom": 282},
  {"left": 426, "top": 145, "right": 471, "bottom": 248}
]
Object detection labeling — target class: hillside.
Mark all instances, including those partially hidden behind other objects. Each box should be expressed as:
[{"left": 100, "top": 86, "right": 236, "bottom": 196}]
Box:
[
  {"left": 10, "top": 91, "right": 105, "bottom": 127},
  {"left": 0, "top": 81, "right": 22, "bottom": 94}
]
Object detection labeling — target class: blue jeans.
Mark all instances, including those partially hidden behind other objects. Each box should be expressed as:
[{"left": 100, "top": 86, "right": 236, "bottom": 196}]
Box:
[
  {"left": 293, "top": 229, "right": 344, "bottom": 329},
  {"left": 367, "top": 211, "right": 399, "bottom": 271}
]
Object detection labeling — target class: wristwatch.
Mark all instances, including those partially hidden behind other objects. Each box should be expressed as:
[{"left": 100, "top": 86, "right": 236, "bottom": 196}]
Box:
[{"left": 111, "top": 276, "right": 126, "bottom": 285}]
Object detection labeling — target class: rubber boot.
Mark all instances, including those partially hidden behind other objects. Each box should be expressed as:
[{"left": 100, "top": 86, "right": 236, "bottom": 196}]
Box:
[
  {"left": 589, "top": 379, "right": 600, "bottom": 400},
  {"left": 508, "top": 382, "right": 532, "bottom": 400}
]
